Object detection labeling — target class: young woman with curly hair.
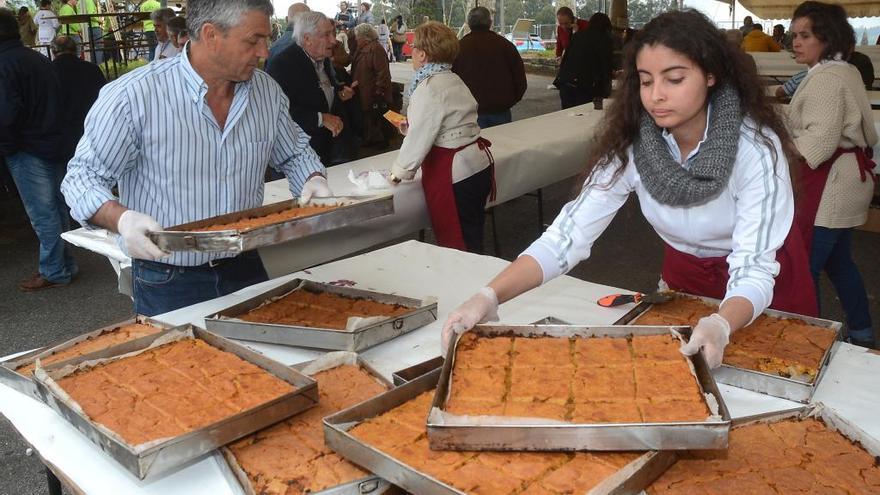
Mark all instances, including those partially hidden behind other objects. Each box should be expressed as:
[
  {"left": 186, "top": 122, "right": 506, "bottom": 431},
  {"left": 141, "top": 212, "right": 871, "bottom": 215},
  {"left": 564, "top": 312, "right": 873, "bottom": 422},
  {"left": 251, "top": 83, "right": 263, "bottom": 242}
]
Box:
[{"left": 440, "top": 9, "right": 818, "bottom": 367}]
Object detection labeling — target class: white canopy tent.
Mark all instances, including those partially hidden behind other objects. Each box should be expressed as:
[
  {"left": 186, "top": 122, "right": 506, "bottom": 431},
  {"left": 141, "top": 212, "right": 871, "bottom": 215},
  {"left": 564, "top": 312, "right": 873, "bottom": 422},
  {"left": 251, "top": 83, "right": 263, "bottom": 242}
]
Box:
[{"left": 726, "top": 0, "right": 880, "bottom": 19}]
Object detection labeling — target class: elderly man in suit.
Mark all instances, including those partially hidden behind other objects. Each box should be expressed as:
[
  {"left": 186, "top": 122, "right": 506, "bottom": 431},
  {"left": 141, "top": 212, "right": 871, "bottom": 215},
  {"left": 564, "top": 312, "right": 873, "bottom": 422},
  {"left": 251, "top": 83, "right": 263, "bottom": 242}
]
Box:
[{"left": 266, "top": 11, "right": 357, "bottom": 165}]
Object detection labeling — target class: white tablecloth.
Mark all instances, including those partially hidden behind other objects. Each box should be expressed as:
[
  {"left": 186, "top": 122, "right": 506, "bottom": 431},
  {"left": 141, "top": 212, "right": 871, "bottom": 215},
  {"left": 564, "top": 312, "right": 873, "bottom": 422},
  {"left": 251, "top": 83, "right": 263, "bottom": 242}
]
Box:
[
  {"left": 2, "top": 240, "right": 878, "bottom": 494},
  {"left": 61, "top": 103, "right": 602, "bottom": 285}
]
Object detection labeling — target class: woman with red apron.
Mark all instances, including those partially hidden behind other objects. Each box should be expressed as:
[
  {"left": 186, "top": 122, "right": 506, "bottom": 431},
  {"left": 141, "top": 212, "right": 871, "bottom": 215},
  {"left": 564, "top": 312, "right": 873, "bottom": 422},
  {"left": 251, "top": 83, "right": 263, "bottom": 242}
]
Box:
[
  {"left": 785, "top": 2, "right": 878, "bottom": 348},
  {"left": 440, "top": 10, "right": 817, "bottom": 367},
  {"left": 390, "top": 22, "right": 495, "bottom": 254}
]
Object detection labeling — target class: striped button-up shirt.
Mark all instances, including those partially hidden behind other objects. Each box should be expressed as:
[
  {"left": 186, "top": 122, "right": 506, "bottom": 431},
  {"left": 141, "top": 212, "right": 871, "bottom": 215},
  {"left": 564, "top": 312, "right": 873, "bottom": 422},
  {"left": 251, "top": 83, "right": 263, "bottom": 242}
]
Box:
[{"left": 62, "top": 48, "right": 325, "bottom": 267}]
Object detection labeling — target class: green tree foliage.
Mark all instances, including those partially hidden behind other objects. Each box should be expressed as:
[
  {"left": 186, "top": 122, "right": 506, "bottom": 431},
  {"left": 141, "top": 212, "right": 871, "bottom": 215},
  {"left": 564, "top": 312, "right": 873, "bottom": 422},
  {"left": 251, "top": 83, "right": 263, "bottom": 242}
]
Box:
[{"left": 627, "top": 0, "right": 677, "bottom": 25}]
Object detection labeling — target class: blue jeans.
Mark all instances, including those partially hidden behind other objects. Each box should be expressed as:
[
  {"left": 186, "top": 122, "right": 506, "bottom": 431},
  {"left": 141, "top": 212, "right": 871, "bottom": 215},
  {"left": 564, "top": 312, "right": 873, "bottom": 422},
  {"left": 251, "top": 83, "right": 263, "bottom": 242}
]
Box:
[
  {"left": 809, "top": 227, "right": 873, "bottom": 344},
  {"left": 88, "top": 27, "right": 104, "bottom": 65},
  {"left": 132, "top": 251, "right": 269, "bottom": 316},
  {"left": 5, "top": 151, "right": 77, "bottom": 283},
  {"left": 477, "top": 110, "right": 512, "bottom": 129}
]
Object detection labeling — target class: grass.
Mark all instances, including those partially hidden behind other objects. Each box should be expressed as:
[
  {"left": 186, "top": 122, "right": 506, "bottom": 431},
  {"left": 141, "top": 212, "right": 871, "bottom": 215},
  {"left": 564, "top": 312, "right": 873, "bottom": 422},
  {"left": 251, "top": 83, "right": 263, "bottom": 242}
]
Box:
[{"left": 100, "top": 59, "right": 149, "bottom": 80}]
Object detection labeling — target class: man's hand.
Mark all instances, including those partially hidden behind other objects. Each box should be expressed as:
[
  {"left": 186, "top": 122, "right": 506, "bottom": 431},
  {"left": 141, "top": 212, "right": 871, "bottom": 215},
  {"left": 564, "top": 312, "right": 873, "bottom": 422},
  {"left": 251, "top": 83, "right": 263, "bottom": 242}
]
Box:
[
  {"left": 300, "top": 176, "right": 333, "bottom": 203},
  {"left": 338, "top": 81, "right": 359, "bottom": 102},
  {"left": 117, "top": 210, "right": 167, "bottom": 261},
  {"left": 396, "top": 119, "right": 408, "bottom": 136},
  {"left": 321, "top": 113, "right": 344, "bottom": 137},
  {"left": 680, "top": 313, "right": 731, "bottom": 369}
]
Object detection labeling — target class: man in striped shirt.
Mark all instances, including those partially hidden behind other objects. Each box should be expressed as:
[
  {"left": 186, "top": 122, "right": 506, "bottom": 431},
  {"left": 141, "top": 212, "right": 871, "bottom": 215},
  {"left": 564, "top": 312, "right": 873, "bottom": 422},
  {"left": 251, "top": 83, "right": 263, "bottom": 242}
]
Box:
[{"left": 62, "top": 0, "right": 333, "bottom": 316}]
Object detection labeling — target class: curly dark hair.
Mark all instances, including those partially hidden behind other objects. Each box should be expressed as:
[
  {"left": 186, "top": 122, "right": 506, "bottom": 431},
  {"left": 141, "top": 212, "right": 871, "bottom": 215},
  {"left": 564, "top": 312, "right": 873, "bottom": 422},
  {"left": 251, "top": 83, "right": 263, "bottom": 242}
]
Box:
[
  {"left": 791, "top": 1, "right": 855, "bottom": 60},
  {"left": 582, "top": 9, "right": 795, "bottom": 188}
]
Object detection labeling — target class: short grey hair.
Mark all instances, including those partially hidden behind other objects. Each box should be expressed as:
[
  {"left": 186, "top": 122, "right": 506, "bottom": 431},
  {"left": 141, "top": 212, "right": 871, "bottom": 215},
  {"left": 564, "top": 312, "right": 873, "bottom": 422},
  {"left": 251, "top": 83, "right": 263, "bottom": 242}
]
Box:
[
  {"left": 51, "top": 35, "right": 77, "bottom": 55},
  {"left": 467, "top": 6, "right": 491, "bottom": 30},
  {"left": 187, "top": 0, "right": 273, "bottom": 41},
  {"left": 150, "top": 7, "right": 176, "bottom": 24},
  {"left": 293, "top": 11, "right": 329, "bottom": 44},
  {"left": 354, "top": 22, "right": 377, "bottom": 40}
]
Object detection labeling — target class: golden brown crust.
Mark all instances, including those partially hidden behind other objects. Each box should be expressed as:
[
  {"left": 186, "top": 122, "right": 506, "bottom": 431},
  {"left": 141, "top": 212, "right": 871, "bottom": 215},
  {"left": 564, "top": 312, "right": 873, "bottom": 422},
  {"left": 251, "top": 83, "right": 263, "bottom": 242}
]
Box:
[
  {"left": 228, "top": 365, "right": 388, "bottom": 495},
  {"left": 447, "top": 333, "right": 709, "bottom": 423},
  {"left": 58, "top": 339, "right": 294, "bottom": 446},
  {"left": 647, "top": 418, "right": 880, "bottom": 494},
  {"left": 17, "top": 323, "right": 164, "bottom": 377},
  {"left": 350, "top": 391, "right": 640, "bottom": 494},
  {"left": 239, "top": 289, "right": 411, "bottom": 329},
  {"left": 636, "top": 297, "right": 836, "bottom": 381},
  {"left": 195, "top": 205, "right": 336, "bottom": 232}
]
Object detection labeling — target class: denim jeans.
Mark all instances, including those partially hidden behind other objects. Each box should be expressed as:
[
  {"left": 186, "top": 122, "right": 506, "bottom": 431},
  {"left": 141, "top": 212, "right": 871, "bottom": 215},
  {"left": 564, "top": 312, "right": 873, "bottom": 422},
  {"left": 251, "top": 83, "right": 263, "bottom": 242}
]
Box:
[
  {"left": 809, "top": 226, "right": 874, "bottom": 344},
  {"left": 5, "top": 151, "right": 77, "bottom": 283},
  {"left": 132, "top": 251, "right": 269, "bottom": 316},
  {"left": 476, "top": 110, "right": 512, "bottom": 129},
  {"left": 88, "top": 26, "right": 104, "bottom": 65}
]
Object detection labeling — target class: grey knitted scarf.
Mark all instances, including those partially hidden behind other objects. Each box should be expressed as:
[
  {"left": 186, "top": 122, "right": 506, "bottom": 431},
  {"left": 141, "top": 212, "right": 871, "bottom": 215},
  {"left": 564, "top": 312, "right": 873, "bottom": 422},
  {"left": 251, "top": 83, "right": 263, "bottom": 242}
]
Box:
[{"left": 633, "top": 84, "right": 742, "bottom": 207}]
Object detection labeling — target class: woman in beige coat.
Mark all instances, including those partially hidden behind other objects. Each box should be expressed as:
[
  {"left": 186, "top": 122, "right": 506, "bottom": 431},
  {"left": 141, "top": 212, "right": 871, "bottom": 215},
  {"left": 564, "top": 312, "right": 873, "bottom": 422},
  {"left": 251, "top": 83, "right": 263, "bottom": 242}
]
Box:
[{"left": 788, "top": 1, "right": 877, "bottom": 348}]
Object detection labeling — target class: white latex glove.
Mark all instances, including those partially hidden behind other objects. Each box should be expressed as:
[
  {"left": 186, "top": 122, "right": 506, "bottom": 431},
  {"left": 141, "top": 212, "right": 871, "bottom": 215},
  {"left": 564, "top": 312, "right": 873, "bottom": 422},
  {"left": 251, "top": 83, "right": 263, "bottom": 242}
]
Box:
[
  {"left": 440, "top": 287, "right": 499, "bottom": 356},
  {"left": 680, "top": 313, "right": 731, "bottom": 369},
  {"left": 300, "top": 176, "right": 333, "bottom": 203},
  {"left": 117, "top": 210, "right": 167, "bottom": 261}
]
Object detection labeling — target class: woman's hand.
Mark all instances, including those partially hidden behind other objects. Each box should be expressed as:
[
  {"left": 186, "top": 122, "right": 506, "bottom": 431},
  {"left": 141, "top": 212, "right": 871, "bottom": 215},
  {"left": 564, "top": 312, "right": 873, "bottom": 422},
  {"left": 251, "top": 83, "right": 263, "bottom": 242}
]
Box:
[
  {"left": 440, "top": 287, "right": 499, "bottom": 356},
  {"left": 396, "top": 119, "right": 409, "bottom": 136},
  {"left": 680, "top": 313, "right": 731, "bottom": 368}
]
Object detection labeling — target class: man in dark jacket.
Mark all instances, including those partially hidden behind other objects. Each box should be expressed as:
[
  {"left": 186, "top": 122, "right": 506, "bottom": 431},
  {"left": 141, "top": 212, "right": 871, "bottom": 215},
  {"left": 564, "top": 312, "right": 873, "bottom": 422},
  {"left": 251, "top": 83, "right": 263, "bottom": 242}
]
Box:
[
  {"left": 51, "top": 35, "right": 107, "bottom": 162},
  {"left": 0, "top": 9, "right": 78, "bottom": 291},
  {"left": 266, "top": 12, "right": 357, "bottom": 165},
  {"left": 453, "top": 6, "right": 527, "bottom": 128}
]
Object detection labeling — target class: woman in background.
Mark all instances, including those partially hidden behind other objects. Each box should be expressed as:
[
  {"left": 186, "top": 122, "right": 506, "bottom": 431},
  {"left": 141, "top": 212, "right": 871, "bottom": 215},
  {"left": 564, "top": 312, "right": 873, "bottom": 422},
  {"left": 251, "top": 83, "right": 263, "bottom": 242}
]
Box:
[
  {"left": 788, "top": 1, "right": 877, "bottom": 348},
  {"left": 441, "top": 10, "right": 816, "bottom": 366},
  {"left": 390, "top": 22, "right": 494, "bottom": 254}
]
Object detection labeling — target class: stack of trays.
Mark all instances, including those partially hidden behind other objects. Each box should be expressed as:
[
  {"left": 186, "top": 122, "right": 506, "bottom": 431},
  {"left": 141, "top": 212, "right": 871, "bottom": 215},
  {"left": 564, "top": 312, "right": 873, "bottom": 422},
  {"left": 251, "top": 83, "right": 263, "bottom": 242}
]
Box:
[
  {"left": 615, "top": 293, "right": 842, "bottom": 402},
  {"left": 428, "top": 324, "right": 730, "bottom": 452},
  {"left": 0, "top": 316, "right": 178, "bottom": 400},
  {"left": 205, "top": 279, "right": 438, "bottom": 351},
  {"left": 147, "top": 195, "right": 394, "bottom": 253},
  {"left": 33, "top": 327, "right": 318, "bottom": 479},
  {"left": 220, "top": 352, "right": 393, "bottom": 495}
]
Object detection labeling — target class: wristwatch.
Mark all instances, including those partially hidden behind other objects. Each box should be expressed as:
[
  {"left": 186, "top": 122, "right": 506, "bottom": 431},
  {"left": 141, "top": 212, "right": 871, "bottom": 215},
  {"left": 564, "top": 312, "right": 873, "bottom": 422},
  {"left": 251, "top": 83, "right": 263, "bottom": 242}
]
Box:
[{"left": 389, "top": 174, "right": 402, "bottom": 184}]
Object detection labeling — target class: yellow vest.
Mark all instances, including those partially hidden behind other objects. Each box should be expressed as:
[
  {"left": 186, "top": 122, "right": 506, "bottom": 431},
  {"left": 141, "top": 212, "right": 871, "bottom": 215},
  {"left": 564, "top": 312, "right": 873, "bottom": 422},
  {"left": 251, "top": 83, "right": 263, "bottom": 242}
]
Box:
[{"left": 140, "top": 0, "right": 160, "bottom": 32}]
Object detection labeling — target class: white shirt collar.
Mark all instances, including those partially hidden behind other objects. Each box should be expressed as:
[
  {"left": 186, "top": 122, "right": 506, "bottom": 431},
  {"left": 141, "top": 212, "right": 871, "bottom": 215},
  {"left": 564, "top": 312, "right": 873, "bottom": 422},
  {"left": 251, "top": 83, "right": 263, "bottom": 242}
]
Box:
[{"left": 660, "top": 103, "right": 712, "bottom": 165}]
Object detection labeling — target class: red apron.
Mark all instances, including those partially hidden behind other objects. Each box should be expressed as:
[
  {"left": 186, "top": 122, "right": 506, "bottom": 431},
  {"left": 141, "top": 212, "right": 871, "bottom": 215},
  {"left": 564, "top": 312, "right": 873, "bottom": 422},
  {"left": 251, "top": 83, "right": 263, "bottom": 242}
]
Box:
[
  {"left": 420, "top": 137, "right": 496, "bottom": 251},
  {"left": 661, "top": 224, "right": 818, "bottom": 317},
  {"left": 794, "top": 147, "right": 876, "bottom": 248}
]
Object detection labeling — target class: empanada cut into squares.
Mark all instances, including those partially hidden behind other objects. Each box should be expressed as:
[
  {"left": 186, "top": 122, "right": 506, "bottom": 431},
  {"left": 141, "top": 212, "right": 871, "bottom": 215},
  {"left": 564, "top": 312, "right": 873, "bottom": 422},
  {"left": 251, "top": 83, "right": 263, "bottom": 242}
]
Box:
[
  {"left": 454, "top": 334, "right": 513, "bottom": 368},
  {"left": 511, "top": 337, "right": 572, "bottom": 366},
  {"left": 450, "top": 364, "right": 507, "bottom": 402},
  {"left": 631, "top": 334, "right": 683, "bottom": 362},
  {"left": 574, "top": 337, "right": 633, "bottom": 366},
  {"left": 508, "top": 365, "right": 571, "bottom": 404},
  {"left": 571, "top": 365, "right": 634, "bottom": 401},
  {"left": 634, "top": 360, "right": 700, "bottom": 400}
]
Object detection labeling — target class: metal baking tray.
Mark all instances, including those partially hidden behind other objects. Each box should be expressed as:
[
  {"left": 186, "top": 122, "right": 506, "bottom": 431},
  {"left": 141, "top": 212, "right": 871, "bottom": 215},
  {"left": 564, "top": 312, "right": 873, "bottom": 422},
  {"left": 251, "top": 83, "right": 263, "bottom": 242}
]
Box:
[
  {"left": 601, "top": 403, "right": 880, "bottom": 494},
  {"left": 205, "top": 278, "right": 438, "bottom": 352},
  {"left": 324, "top": 368, "right": 664, "bottom": 495},
  {"left": 427, "top": 324, "right": 731, "bottom": 452},
  {"left": 392, "top": 357, "right": 445, "bottom": 386},
  {"left": 148, "top": 195, "right": 394, "bottom": 253},
  {"left": 0, "top": 316, "right": 179, "bottom": 402},
  {"left": 223, "top": 352, "right": 392, "bottom": 495},
  {"left": 32, "top": 327, "right": 319, "bottom": 479},
  {"left": 389, "top": 317, "right": 570, "bottom": 386},
  {"left": 614, "top": 293, "right": 843, "bottom": 403}
]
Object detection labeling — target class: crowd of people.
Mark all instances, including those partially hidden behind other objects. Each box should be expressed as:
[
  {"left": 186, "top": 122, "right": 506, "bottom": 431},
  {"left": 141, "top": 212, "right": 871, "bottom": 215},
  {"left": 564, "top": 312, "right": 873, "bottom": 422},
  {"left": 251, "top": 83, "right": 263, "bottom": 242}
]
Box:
[{"left": 0, "top": 0, "right": 876, "bottom": 360}]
